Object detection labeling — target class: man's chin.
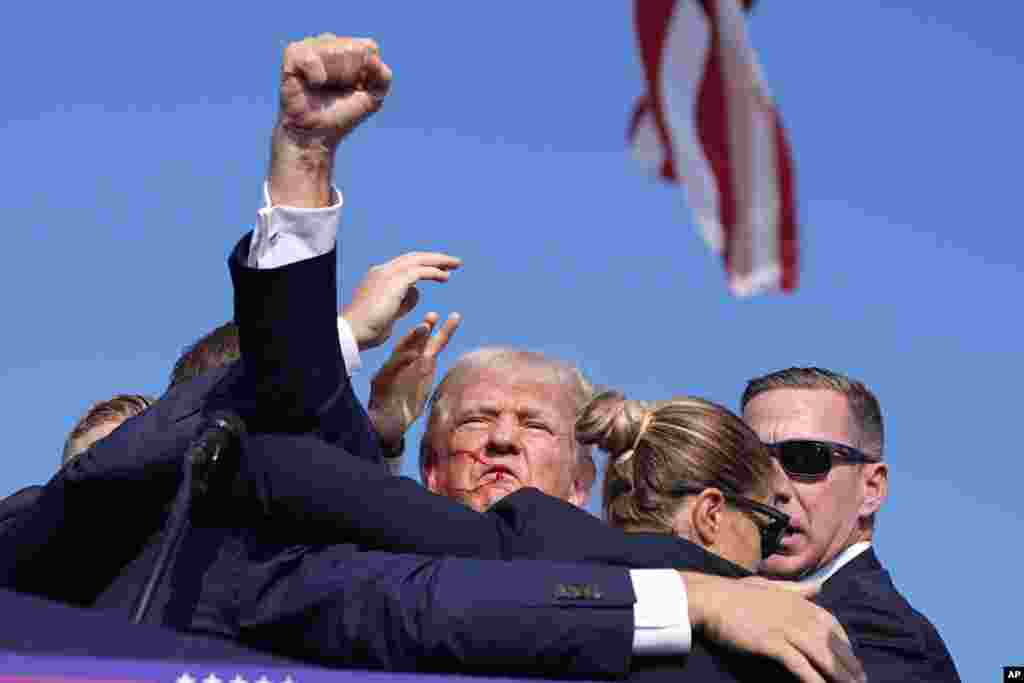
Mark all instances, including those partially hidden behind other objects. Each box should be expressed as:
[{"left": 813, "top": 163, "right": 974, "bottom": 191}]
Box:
[{"left": 475, "top": 481, "right": 524, "bottom": 510}]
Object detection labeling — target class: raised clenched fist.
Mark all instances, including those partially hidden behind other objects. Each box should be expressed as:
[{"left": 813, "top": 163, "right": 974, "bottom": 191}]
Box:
[{"left": 278, "top": 33, "right": 392, "bottom": 147}]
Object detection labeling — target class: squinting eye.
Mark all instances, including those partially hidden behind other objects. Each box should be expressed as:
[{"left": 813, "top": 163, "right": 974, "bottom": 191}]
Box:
[{"left": 525, "top": 422, "right": 553, "bottom": 433}]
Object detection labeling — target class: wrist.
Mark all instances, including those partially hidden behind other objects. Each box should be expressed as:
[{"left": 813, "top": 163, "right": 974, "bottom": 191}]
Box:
[
  {"left": 339, "top": 311, "right": 371, "bottom": 351},
  {"left": 268, "top": 123, "right": 337, "bottom": 208},
  {"left": 678, "top": 571, "right": 710, "bottom": 630},
  {"left": 367, "top": 406, "right": 407, "bottom": 450}
]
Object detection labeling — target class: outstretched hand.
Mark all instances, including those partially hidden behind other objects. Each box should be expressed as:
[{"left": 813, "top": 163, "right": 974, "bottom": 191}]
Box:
[
  {"left": 341, "top": 252, "right": 461, "bottom": 352},
  {"left": 369, "top": 312, "right": 462, "bottom": 449},
  {"left": 681, "top": 571, "right": 866, "bottom": 683}
]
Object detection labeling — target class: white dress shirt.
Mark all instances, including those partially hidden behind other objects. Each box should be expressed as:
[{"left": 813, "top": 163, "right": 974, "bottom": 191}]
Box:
[
  {"left": 244, "top": 184, "right": 693, "bottom": 655},
  {"left": 799, "top": 541, "right": 872, "bottom": 586}
]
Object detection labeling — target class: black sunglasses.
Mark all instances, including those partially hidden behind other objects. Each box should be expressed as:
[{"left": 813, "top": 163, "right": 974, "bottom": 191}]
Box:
[
  {"left": 768, "top": 439, "right": 878, "bottom": 481},
  {"left": 670, "top": 484, "right": 790, "bottom": 559}
]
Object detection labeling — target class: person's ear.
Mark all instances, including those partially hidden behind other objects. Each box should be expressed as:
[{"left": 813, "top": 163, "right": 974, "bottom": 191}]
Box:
[
  {"left": 691, "top": 488, "right": 726, "bottom": 548},
  {"left": 568, "top": 454, "right": 597, "bottom": 508},
  {"left": 859, "top": 462, "right": 888, "bottom": 519}
]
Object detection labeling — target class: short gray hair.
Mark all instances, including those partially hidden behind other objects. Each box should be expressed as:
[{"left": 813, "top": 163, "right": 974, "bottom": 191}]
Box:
[
  {"left": 741, "top": 367, "right": 884, "bottom": 459},
  {"left": 420, "top": 347, "right": 594, "bottom": 477}
]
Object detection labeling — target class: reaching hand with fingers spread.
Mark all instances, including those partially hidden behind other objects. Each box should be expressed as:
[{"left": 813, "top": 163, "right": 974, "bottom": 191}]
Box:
[
  {"left": 341, "top": 252, "right": 462, "bottom": 352},
  {"left": 270, "top": 33, "right": 393, "bottom": 208},
  {"left": 682, "top": 572, "right": 866, "bottom": 683},
  {"left": 369, "top": 312, "right": 462, "bottom": 451}
]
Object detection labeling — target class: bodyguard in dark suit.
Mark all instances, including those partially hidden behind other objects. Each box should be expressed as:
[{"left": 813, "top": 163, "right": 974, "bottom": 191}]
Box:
[{"left": 742, "top": 369, "right": 960, "bottom": 682}]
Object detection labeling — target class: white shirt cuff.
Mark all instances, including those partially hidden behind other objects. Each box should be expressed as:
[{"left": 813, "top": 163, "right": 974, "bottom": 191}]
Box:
[
  {"left": 630, "top": 569, "right": 692, "bottom": 655},
  {"left": 248, "top": 181, "right": 343, "bottom": 269},
  {"left": 337, "top": 316, "right": 362, "bottom": 373}
]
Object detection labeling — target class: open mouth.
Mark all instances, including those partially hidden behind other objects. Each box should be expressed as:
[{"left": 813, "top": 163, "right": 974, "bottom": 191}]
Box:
[{"left": 776, "top": 525, "right": 803, "bottom": 551}]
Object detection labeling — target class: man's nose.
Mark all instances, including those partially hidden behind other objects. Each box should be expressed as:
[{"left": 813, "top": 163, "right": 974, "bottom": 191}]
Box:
[
  {"left": 770, "top": 460, "right": 795, "bottom": 509},
  {"left": 487, "top": 415, "right": 521, "bottom": 456},
  {"left": 773, "top": 486, "right": 792, "bottom": 508},
  {"left": 771, "top": 475, "right": 795, "bottom": 510}
]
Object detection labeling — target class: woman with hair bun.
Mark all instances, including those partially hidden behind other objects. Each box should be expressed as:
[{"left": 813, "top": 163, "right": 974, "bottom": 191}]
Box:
[{"left": 576, "top": 390, "right": 789, "bottom": 572}]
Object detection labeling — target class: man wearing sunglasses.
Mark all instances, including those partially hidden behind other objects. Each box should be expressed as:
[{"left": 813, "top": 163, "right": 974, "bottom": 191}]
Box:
[{"left": 741, "top": 368, "right": 960, "bottom": 682}]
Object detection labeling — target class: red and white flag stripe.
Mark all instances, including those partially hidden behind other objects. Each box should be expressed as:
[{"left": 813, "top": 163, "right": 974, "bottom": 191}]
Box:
[{"left": 629, "top": 0, "right": 797, "bottom": 295}]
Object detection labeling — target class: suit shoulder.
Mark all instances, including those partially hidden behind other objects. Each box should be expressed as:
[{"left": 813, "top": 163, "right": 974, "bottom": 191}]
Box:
[
  {"left": 0, "top": 485, "right": 43, "bottom": 522},
  {"left": 820, "top": 563, "right": 960, "bottom": 680}
]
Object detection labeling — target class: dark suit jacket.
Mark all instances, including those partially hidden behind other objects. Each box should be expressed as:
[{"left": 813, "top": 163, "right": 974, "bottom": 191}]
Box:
[
  {"left": 0, "top": 235, "right": 383, "bottom": 603},
  {"left": 815, "top": 547, "right": 960, "bottom": 682},
  {"left": 0, "top": 485, "right": 41, "bottom": 536},
  {"left": 224, "top": 431, "right": 799, "bottom": 682},
  {"left": 0, "top": 237, "right": 646, "bottom": 679},
  {"left": 0, "top": 232, "right": 813, "bottom": 681}
]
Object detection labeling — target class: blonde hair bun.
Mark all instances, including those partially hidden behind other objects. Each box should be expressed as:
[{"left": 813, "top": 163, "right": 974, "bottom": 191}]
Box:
[{"left": 576, "top": 390, "right": 648, "bottom": 460}]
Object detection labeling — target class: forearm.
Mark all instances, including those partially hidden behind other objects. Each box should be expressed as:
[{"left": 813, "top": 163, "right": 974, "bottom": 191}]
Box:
[
  {"left": 0, "top": 409, "right": 188, "bottom": 601},
  {"left": 267, "top": 124, "right": 334, "bottom": 208},
  {"left": 240, "top": 552, "right": 636, "bottom": 678},
  {"left": 230, "top": 236, "right": 349, "bottom": 429}
]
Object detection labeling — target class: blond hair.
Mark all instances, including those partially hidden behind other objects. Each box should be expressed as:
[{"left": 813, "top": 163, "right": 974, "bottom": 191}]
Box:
[
  {"left": 576, "top": 391, "right": 774, "bottom": 533},
  {"left": 420, "top": 347, "right": 593, "bottom": 477},
  {"left": 62, "top": 394, "right": 155, "bottom": 464}
]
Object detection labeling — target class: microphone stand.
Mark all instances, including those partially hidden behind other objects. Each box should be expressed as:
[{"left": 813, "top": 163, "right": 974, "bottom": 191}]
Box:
[{"left": 130, "top": 411, "right": 244, "bottom": 625}]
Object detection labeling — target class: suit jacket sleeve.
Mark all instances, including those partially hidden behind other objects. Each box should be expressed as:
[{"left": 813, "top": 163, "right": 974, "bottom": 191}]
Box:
[
  {"left": 0, "top": 378, "right": 220, "bottom": 603},
  {"left": 237, "top": 548, "right": 637, "bottom": 679},
  {"left": 223, "top": 234, "right": 382, "bottom": 466},
  {"left": 240, "top": 431, "right": 741, "bottom": 574},
  {"left": 0, "top": 234, "right": 381, "bottom": 600}
]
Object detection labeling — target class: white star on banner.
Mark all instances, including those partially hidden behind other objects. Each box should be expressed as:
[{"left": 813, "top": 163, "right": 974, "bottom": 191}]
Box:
[
  {"left": 229, "top": 676, "right": 249, "bottom": 683},
  {"left": 176, "top": 674, "right": 197, "bottom": 683},
  {"left": 202, "top": 674, "right": 223, "bottom": 683},
  {"left": 255, "top": 676, "right": 272, "bottom": 683}
]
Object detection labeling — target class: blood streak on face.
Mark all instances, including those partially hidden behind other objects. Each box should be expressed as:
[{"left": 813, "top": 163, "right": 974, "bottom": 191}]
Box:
[
  {"left": 460, "top": 450, "right": 492, "bottom": 467},
  {"left": 454, "top": 449, "right": 510, "bottom": 487}
]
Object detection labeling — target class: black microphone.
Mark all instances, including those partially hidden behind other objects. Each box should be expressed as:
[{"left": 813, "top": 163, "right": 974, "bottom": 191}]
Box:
[
  {"left": 130, "top": 410, "right": 246, "bottom": 625},
  {"left": 187, "top": 410, "right": 247, "bottom": 499}
]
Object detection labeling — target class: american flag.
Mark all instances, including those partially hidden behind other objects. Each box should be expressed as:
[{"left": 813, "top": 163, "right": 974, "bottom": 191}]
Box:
[{"left": 629, "top": 0, "right": 798, "bottom": 296}]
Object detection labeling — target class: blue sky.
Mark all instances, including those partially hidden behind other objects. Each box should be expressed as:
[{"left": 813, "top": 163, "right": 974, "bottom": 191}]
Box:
[{"left": 1, "top": 3, "right": 1020, "bottom": 680}]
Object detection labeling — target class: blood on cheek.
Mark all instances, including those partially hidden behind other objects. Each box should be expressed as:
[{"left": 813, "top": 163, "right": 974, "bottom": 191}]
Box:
[
  {"left": 456, "top": 449, "right": 490, "bottom": 466},
  {"left": 452, "top": 450, "right": 507, "bottom": 480}
]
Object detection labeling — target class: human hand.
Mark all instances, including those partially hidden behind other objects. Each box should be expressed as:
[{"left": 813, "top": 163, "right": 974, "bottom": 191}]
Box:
[
  {"left": 341, "top": 252, "right": 461, "bottom": 352},
  {"left": 681, "top": 572, "right": 866, "bottom": 683},
  {"left": 270, "top": 34, "right": 392, "bottom": 207},
  {"left": 368, "top": 312, "right": 462, "bottom": 449},
  {"left": 278, "top": 33, "right": 391, "bottom": 148}
]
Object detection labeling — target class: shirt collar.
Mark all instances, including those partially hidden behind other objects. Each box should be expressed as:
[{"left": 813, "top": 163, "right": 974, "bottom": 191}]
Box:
[{"left": 799, "top": 541, "right": 872, "bottom": 585}]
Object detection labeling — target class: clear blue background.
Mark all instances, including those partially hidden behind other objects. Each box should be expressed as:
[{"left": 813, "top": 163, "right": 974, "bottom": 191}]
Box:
[{"left": 1, "top": 3, "right": 1020, "bottom": 680}]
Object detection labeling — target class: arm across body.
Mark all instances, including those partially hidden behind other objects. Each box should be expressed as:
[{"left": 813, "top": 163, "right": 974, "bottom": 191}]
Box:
[{"left": 236, "top": 549, "right": 638, "bottom": 678}]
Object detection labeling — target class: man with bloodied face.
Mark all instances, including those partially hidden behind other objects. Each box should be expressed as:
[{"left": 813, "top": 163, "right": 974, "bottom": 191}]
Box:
[{"left": 419, "top": 348, "right": 596, "bottom": 512}]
